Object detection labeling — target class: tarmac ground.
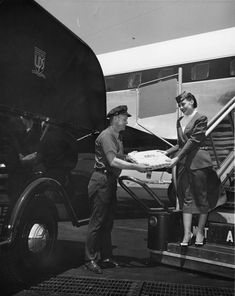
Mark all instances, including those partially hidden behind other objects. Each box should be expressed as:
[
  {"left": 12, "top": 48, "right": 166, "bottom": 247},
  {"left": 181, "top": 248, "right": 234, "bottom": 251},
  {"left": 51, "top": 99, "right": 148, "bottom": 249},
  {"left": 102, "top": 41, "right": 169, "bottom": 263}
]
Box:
[{"left": 2, "top": 216, "right": 234, "bottom": 296}]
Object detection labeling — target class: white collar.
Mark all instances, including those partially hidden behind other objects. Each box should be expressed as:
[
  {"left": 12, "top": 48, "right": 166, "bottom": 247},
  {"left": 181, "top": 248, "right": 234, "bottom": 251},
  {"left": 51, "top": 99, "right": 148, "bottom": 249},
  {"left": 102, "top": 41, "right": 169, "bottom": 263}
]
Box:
[{"left": 184, "top": 109, "right": 197, "bottom": 119}]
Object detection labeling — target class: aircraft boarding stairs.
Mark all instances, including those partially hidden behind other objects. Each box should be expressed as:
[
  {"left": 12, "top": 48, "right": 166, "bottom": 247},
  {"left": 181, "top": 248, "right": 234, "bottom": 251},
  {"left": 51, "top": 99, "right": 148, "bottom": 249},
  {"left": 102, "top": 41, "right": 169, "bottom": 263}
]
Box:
[{"left": 119, "top": 97, "right": 235, "bottom": 278}]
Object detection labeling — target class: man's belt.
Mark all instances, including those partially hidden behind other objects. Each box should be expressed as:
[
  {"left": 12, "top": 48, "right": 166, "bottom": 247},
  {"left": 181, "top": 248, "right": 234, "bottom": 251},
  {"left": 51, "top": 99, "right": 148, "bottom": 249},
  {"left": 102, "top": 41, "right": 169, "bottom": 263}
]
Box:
[
  {"left": 200, "top": 146, "right": 209, "bottom": 150},
  {"left": 94, "top": 167, "right": 108, "bottom": 174}
]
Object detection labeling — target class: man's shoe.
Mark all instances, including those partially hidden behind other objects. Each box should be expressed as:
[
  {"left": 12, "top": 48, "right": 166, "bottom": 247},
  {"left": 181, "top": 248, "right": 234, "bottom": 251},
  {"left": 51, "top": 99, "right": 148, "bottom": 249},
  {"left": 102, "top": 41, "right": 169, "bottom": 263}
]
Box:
[
  {"left": 100, "top": 258, "right": 119, "bottom": 269},
  {"left": 84, "top": 260, "right": 102, "bottom": 274}
]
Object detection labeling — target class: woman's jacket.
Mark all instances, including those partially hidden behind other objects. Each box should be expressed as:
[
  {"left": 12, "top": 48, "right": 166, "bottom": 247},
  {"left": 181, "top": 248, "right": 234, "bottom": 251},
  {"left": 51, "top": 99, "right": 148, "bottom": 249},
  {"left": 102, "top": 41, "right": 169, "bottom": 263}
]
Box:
[{"left": 166, "top": 112, "right": 212, "bottom": 170}]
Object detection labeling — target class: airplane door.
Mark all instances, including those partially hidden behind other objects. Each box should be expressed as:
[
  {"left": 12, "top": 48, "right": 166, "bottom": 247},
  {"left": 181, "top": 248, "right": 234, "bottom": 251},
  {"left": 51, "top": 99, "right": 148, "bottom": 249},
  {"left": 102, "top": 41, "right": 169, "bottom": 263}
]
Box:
[{"left": 136, "top": 68, "right": 182, "bottom": 141}]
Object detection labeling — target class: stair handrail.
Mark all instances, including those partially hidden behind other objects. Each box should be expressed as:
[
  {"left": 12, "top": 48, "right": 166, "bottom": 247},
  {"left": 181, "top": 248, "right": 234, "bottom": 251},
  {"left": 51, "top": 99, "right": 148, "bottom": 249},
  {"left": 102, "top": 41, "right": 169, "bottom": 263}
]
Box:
[
  {"left": 118, "top": 175, "right": 172, "bottom": 213},
  {"left": 206, "top": 96, "right": 235, "bottom": 137},
  {"left": 217, "top": 151, "right": 234, "bottom": 181},
  {"left": 203, "top": 96, "right": 234, "bottom": 185}
]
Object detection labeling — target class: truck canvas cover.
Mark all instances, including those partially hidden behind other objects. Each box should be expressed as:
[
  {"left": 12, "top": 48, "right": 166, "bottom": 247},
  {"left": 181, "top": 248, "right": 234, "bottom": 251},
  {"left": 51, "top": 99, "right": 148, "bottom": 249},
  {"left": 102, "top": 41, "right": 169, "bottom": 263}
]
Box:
[{"left": 0, "top": 0, "right": 106, "bottom": 132}]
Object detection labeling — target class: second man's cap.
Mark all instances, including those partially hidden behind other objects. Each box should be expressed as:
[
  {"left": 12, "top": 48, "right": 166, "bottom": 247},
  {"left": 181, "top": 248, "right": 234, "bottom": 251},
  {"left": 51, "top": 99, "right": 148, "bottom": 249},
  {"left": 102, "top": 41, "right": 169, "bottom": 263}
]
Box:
[{"left": 107, "top": 105, "right": 131, "bottom": 119}]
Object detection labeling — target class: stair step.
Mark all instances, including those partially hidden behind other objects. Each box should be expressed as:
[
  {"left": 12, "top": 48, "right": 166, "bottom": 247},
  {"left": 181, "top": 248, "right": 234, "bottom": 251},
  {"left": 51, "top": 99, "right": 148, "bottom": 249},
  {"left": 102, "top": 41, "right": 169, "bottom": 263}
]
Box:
[
  {"left": 207, "top": 222, "right": 234, "bottom": 246},
  {"left": 208, "top": 208, "right": 234, "bottom": 224},
  {"left": 221, "top": 201, "right": 235, "bottom": 209},
  {"left": 149, "top": 242, "right": 235, "bottom": 278}
]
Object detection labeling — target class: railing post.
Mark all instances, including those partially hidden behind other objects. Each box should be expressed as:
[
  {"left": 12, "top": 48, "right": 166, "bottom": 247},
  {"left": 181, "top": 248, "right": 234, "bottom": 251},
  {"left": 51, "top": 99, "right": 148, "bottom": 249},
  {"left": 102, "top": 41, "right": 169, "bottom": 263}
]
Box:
[{"left": 177, "top": 67, "right": 183, "bottom": 119}]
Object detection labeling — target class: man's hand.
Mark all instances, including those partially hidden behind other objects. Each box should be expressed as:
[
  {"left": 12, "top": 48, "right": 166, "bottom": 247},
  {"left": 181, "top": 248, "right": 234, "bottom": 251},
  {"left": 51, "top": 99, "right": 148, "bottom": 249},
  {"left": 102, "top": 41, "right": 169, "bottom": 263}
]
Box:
[
  {"left": 126, "top": 151, "right": 138, "bottom": 162},
  {"left": 125, "top": 154, "right": 132, "bottom": 162},
  {"left": 19, "top": 152, "right": 37, "bottom": 164},
  {"left": 135, "top": 163, "right": 153, "bottom": 173}
]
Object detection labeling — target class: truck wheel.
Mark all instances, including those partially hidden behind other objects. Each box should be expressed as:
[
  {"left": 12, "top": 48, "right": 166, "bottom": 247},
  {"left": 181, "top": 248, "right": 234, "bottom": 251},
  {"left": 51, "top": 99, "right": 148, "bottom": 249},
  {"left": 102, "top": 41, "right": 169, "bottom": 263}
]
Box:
[{"left": 0, "top": 197, "right": 58, "bottom": 285}]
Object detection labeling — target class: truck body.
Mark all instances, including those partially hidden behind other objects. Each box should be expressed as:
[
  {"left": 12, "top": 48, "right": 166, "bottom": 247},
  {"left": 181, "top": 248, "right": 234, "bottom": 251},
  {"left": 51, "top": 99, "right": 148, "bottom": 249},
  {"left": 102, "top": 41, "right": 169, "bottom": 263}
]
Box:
[{"left": 0, "top": 0, "right": 106, "bottom": 283}]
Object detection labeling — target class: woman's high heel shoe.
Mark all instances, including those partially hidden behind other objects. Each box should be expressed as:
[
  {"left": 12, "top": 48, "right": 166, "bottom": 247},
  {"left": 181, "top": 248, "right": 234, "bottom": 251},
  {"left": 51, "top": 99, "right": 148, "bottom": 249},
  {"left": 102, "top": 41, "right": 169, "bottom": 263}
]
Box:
[
  {"left": 180, "top": 233, "right": 193, "bottom": 247},
  {"left": 180, "top": 240, "right": 192, "bottom": 247},
  {"left": 195, "top": 238, "right": 205, "bottom": 247},
  {"left": 195, "top": 233, "right": 205, "bottom": 247}
]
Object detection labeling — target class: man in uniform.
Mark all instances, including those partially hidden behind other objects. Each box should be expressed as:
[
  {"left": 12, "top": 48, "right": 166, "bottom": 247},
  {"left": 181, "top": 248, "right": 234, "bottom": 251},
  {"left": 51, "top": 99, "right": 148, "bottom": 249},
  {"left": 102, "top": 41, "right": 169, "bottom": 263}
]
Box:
[{"left": 84, "top": 105, "right": 150, "bottom": 274}]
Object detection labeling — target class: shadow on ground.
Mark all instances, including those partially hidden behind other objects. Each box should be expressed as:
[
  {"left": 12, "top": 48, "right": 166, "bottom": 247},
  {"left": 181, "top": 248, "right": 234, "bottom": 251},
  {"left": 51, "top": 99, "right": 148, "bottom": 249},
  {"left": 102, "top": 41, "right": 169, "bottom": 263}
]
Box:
[{"left": 0, "top": 240, "right": 85, "bottom": 296}]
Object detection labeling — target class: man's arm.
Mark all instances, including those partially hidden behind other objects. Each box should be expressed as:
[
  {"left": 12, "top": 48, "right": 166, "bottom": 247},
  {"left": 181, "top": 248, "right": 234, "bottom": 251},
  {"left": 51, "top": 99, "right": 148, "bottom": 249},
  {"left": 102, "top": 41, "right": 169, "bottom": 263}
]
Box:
[{"left": 106, "top": 152, "right": 150, "bottom": 172}]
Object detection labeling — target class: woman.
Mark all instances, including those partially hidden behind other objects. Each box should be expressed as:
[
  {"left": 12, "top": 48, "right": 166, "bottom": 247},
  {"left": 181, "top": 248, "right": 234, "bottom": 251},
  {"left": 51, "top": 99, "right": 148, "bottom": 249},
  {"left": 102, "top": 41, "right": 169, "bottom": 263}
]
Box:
[{"left": 166, "top": 91, "right": 221, "bottom": 247}]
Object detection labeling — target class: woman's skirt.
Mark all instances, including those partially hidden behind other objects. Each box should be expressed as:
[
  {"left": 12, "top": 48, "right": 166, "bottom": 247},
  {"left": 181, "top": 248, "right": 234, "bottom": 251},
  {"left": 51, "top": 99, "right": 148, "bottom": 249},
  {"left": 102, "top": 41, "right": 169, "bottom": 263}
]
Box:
[{"left": 177, "top": 165, "right": 223, "bottom": 214}]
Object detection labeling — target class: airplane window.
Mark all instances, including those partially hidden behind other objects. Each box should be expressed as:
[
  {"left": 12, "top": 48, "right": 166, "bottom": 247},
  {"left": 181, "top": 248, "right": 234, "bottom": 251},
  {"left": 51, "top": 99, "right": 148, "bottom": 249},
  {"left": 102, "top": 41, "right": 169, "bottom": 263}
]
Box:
[
  {"left": 127, "top": 72, "right": 142, "bottom": 88},
  {"left": 142, "top": 68, "right": 159, "bottom": 83},
  {"left": 158, "top": 67, "right": 174, "bottom": 79},
  {"left": 105, "top": 76, "right": 115, "bottom": 92},
  {"left": 191, "top": 62, "right": 209, "bottom": 80},
  {"left": 106, "top": 75, "right": 127, "bottom": 91},
  {"left": 230, "top": 58, "right": 235, "bottom": 76}
]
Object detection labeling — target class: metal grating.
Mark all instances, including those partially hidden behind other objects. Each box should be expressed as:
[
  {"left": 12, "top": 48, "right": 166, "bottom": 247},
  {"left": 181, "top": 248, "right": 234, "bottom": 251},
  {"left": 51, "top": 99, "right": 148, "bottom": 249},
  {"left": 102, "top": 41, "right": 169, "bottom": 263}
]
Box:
[
  {"left": 21, "top": 276, "right": 140, "bottom": 296},
  {"left": 140, "top": 281, "right": 234, "bottom": 296},
  {"left": 18, "top": 276, "right": 234, "bottom": 296}
]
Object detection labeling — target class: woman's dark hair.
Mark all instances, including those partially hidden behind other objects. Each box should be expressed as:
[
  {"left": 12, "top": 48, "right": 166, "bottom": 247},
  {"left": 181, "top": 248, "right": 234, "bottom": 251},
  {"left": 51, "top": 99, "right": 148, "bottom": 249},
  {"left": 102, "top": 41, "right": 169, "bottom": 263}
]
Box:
[{"left": 175, "top": 91, "right": 197, "bottom": 108}]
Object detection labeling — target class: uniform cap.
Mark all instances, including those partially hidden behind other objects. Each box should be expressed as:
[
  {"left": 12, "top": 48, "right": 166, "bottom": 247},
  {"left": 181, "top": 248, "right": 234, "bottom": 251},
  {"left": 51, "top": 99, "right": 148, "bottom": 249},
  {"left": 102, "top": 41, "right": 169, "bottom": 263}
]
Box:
[
  {"left": 107, "top": 105, "right": 131, "bottom": 119},
  {"left": 175, "top": 91, "right": 197, "bottom": 107}
]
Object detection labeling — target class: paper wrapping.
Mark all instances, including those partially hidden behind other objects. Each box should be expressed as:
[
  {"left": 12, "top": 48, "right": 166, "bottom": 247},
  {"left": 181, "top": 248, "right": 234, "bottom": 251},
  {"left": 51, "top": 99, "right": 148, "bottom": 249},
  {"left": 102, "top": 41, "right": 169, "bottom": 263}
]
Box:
[{"left": 128, "top": 150, "right": 171, "bottom": 170}]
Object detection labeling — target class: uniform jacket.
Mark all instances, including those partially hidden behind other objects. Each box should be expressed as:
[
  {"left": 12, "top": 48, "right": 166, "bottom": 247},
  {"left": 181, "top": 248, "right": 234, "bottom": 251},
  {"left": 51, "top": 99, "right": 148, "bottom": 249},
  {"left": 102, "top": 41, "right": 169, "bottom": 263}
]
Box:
[{"left": 166, "top": 112, "right": 212, "bottom": 170}]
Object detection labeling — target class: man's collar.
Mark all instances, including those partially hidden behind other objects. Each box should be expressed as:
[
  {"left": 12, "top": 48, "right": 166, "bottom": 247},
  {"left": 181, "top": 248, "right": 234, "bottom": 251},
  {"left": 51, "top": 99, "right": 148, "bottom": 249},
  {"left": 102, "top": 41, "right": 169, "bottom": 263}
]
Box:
[{"left": 109, "top": 126, "right": 119, "bottom": 139}]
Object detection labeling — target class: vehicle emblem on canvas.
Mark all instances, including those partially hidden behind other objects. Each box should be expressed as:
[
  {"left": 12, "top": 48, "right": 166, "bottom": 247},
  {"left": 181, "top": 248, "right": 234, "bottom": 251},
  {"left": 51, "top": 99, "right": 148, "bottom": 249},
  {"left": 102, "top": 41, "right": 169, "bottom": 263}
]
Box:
[{"left": 32, "top": 47, "right": 46, "bottom": 78}]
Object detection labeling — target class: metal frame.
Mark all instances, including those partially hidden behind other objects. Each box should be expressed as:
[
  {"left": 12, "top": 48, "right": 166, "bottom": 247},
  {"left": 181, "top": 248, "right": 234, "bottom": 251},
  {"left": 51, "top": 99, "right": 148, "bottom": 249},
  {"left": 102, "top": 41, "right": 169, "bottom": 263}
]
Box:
[{"left": 118, "top": 175, "right": 173, "bottom": 213}]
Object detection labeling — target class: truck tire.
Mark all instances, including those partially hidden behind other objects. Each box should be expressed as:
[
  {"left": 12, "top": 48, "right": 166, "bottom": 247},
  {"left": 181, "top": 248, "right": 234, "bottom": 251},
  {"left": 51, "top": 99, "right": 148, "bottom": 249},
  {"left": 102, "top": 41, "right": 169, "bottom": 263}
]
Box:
[{"left": 0, "top": 196, "right": 58, "bottom": 285}]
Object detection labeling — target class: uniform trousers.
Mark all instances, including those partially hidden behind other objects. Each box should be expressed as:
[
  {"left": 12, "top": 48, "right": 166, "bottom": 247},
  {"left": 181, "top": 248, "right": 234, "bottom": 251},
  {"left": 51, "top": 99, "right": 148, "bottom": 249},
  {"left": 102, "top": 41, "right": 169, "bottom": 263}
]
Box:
[{"left": 85, "top": 171, "right": 117, "bottom": 262}]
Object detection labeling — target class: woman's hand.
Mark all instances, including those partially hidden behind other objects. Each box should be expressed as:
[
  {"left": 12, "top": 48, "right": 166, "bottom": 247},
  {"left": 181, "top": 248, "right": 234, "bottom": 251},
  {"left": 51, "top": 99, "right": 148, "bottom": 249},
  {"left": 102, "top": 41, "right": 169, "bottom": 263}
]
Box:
[
  {"left": 168, "top": 156, "right": 179, "bottom": 168},
  {"left": 156, "top": 150, "right": 168, "bottom": 155}
]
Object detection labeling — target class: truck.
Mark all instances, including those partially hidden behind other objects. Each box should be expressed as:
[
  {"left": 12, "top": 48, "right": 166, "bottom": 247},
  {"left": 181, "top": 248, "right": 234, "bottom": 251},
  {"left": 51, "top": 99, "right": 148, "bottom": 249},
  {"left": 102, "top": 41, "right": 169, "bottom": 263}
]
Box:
[{"left": 0, "top": 0, "right": 106, "bottom": 284}]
